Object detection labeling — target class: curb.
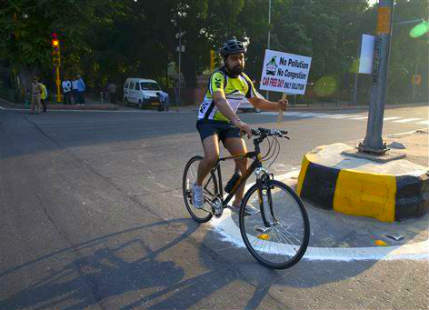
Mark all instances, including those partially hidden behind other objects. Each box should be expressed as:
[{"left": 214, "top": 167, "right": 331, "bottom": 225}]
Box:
[{"left": 296, "top": 144, "right": 429, "bottom": 222}]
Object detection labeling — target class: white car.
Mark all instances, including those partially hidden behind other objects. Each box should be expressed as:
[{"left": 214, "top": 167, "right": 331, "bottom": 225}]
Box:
[{"left": 123, "top": 78, "right": 162, "bottom": 109}]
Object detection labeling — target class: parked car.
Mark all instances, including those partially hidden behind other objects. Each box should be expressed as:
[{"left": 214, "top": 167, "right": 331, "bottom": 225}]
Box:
[{"left": 123, "top": 78, "right": 162, "bottom": 109}]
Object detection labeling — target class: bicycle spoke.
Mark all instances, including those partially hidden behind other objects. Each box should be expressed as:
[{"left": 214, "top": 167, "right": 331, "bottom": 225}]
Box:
[
  {"left": 273, "top": 226, "right": 299, "bottom": 253},
  {"left": 277, "top": 222, "right": 303, "bottom": 245},
  {"left": 183, "top": 156, "right": 214, "bottom": 223},
  {"left": 240, "top": 180, "right": 309, "bottom": 268}
]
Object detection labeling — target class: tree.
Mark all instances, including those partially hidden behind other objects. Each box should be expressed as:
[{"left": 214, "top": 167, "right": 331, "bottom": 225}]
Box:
[{"left": 0, "top": 0, "right": 125, "bottom": 94}]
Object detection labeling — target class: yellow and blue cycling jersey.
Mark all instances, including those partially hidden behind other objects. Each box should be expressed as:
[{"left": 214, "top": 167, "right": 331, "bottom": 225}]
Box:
[{"left": 198, "top": 67, "right": 260, "bottom": 121}]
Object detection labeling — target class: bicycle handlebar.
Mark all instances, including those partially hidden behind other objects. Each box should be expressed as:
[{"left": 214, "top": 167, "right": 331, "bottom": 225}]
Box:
[{"left": 251, "top": 127, "right": 289, "bottom": 139}]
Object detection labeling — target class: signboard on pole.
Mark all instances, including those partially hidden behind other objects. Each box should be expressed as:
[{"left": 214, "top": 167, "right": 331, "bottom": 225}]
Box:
[
  {"left": 259, "top": 49, "right": 312, "bottom": 95},
  {"left": 359, "top": 34, "right": 375, "bottom": 74}
]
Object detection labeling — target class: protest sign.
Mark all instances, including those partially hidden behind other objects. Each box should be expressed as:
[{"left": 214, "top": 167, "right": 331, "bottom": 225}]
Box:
[{"left": 260, "top": 49, "right": 312, "bottom": 95}]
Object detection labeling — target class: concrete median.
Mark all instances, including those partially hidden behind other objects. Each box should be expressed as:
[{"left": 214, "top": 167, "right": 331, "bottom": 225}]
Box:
[{"left": 297, "top": 134, "right": 429, "bottom": 222}]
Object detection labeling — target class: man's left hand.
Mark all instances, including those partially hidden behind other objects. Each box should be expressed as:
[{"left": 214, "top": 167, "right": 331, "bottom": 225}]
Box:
[{"left": 277, "top": 98, "right": 288, "bottom": 111}]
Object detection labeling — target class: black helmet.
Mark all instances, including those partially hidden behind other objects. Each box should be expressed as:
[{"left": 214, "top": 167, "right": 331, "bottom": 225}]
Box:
[{"left": 220, "top": 38, "right": 247, "bottom": 58}]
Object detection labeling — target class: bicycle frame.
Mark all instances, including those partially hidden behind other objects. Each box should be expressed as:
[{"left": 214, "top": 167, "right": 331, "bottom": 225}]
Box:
[
  {"left": 203, "top": 135, "right": 270, "bottom": 208},
  {"left": 210, "top": 151, "right": 261, "bottom": 207},
  {"left": 202, "top": 135, "right": 279, "bottom": 228}
]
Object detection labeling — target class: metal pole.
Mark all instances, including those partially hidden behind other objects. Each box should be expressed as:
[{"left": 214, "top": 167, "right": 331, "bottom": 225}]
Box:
[
  {"left": 359, "top": 0, "right": 393, "bottom": 154},
  {"left": 352, "top": 70, "right": 359, "bottom": 105},
  {"left": 56, "top": 66, "right": 61, "bottom": 103},
  {"left": 352, "top": 44, "right": 360, "bottom": 105},
  {"left": 265, "top": 0, "right": 271, "bottom": 101},
  {"left": 178, "top": 26, "right": 182, "bottom": 106},
  {"left": 267, "top": 0, "right": 271, "bottom": 49}
]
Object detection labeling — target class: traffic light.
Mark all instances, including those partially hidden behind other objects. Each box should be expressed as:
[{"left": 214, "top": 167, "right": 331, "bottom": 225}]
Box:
[
  {"left": 52, "top": 39, "right": 59, "bottom": 48},
  {"left": 51, "top": 33, "right": 61, "bottom": 67},
  {"left": 50, "top": 33, "right": 62, "bottom": 102}
]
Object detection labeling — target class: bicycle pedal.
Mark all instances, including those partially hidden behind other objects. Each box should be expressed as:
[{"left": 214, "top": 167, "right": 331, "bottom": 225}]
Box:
[
  {"left": 213, "top": 209, "right": 223, "bottom": 218},
  {"left": 256, "top": 226, "right": 271, "bottom": 233}
]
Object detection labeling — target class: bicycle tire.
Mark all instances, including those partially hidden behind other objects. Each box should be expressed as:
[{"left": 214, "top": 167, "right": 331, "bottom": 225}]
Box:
[
  {"left": 239, "top": 180, "right": 310, "bottom": 269},
  {"left": 182, "top": 155, "right": 216, "bottom": 223}
]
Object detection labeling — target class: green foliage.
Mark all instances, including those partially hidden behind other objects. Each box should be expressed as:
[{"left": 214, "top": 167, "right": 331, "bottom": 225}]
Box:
[{"left": 0, "top": 0, "right": 426, "bottom": 103}]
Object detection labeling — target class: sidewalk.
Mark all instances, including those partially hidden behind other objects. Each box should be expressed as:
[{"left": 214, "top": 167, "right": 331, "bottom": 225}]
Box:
[{"left": 0, "top": 97, "right": 118, "bottom": 111}]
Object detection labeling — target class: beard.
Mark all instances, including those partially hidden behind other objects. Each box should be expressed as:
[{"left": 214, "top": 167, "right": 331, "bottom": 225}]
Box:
[{"left": 227, "top": 64, "right": 244, "bottom": 77}]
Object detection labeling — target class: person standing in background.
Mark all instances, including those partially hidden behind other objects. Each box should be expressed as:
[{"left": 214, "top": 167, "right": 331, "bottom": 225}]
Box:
[
  {"left": 31, "top": 76, "right": 42, "bottom": 114},
  {"left": 39, "top": 80, "right": 48, "bottom": 112},
  {"left": 71, "top": 75, "right": 79, "bottom": 104},
  {"left": 107, "top": 81, "right": 117, "bottom": 103},
  {"left": 73, "top": 74, "right": 86, "bottom": 104},
  {"left": 62, "top": 76, "right": 72, "bottom": 104}
]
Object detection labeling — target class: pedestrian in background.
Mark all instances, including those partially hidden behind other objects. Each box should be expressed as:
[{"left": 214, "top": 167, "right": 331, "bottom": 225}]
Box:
[
  {"left": 157, "top": 90, "right": 170, "bottom": 111},
  {"left": 40, "top": 80, "right": 48, "bottom": 112},
  {"left": 62, "top": 76, "right": 72, "bottom": 104},
  {"left": 73, "top": 74, "right": 86, "bottom": 104},
  {"left": 107, "top": 81, "right": 117, "bottom": 104},
  {"left": 71, "top": 75, "right": 79, "bottom": 104},
  {"left": 31, "top": 76, "right": 42, "bottom": 114}
]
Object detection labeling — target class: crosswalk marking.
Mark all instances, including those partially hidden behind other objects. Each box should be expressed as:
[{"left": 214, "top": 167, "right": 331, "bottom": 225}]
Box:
[
  {"left": 258, "top": 111, "right": 427, "bottom": 126},
  {"left": 349, "top": 116, "right": 368, "bottom": 120},
  {"left": 322, "top": 114, "right": 354, "bottom": 119},
  {"left": 392, "top": 118, "right": 422, "bottom": 123}
]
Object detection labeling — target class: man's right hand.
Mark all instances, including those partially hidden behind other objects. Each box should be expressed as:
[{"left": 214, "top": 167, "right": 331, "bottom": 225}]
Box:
[{"left": 233, "top": 119, "right": 252, "bottom": 138}]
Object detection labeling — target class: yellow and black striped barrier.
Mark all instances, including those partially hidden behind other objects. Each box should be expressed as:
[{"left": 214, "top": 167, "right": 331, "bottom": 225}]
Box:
[{"left": 297, "top": 144, "right": 429, "bottom": 222}]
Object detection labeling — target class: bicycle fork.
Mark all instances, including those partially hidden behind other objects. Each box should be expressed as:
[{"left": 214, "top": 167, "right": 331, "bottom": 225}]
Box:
[{"left": 255, "top": 168, "right": 278, "bottom": 229}]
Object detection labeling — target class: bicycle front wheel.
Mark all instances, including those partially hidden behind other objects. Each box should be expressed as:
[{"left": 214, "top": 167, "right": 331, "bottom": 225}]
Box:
[
  {"left": 182, "top": 156, "right": 216, "bottom": 223},
  {"left": 239, "top": 180, "right": 310, "bottom": 269}
]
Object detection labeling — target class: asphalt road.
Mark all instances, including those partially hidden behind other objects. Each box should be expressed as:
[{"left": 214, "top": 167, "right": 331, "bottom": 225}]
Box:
[{"left": 0, "top": 105, "right": 428, "bottom": 310}]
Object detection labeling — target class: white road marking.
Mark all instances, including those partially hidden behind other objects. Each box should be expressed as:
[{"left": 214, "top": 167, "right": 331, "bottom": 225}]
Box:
[
  {"left": 321, "top": 114, "right": 355, "bottom": 119},
  {"left": 2, "top": 104, "right": 426, "bottom": 127},
  {"left": 417, "top": 120, "right": 429, "bottom": 126},
  {"left": 393, "top": 118, "right": 423, "bottom": 123},
  {"left": 209, "top": 171, "right": 429, "bottom": 261},
  {"left": 349, "top": 116, "right": 368, "bottom": 120},
  {"left": 383, "top": 116, "right": 401, "bottom": 121},
  {"left": 211, "top": 211, "right": 429, "bottom": 261}
]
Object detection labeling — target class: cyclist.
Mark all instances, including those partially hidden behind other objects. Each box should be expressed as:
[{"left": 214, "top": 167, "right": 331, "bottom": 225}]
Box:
[{"left": 192, "top": 38, "right": 288, "bottom": 213}]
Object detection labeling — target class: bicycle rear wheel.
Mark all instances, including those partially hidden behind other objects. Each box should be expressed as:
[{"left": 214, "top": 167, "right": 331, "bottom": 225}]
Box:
[
  {"left": 239, "top": 180, "right": 310, "bottom": 269},
  {"left": 182, "top": 156, "right": 217, "bottom": 223}
]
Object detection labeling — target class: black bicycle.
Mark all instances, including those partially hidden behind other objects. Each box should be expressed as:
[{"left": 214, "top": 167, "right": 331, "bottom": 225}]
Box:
[{"left": 182, "top": 127, "right": 310, "bottom": 269}]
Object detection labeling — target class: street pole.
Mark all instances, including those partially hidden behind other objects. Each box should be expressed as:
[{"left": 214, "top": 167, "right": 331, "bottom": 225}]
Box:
[
  {"left": 352, "top": 44, "right": 360, "bottom": 105},
  {"left": 358, "top": 0, "right": 394, "bottom": 154},
  {"left": 55, "top": 65, "right": 61, "bottom": 103},
  {"left": 178, "top": 26, "right": 182, "bottom": 106},
  {"left": 51, "top": 33, "right": 62, "bottom": 103},
  {"left": 265, "top": 0, "right": 271, "bottom": 101},
  {"left": 267, "top": 0, "right": 271, "bottom": 49}
]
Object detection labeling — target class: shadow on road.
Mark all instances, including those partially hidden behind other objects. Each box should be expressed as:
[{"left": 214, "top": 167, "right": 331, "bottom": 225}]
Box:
[{"left": 0, "top": 214, "right": 378, "bottom": 310}]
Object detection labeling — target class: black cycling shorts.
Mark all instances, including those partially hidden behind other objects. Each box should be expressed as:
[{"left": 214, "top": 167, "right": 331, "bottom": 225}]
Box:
[{"left": 196, "top": 119, "right": 241, "bottom": 143}]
